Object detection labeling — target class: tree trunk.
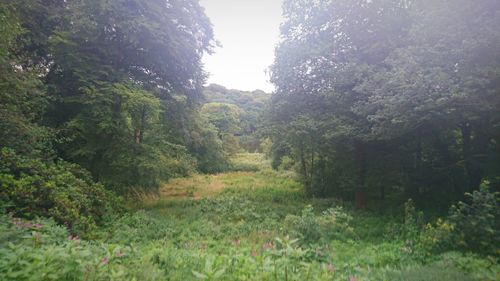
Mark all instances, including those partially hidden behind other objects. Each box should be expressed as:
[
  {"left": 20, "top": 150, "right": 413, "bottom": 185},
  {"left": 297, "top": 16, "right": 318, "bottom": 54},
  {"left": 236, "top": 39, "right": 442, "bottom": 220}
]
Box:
[
  {"left": 134, "top": 106, "right": 147, "bottom": 144},
  {"left": 134, "top": 128, "right": 141, "bottom": 144}
]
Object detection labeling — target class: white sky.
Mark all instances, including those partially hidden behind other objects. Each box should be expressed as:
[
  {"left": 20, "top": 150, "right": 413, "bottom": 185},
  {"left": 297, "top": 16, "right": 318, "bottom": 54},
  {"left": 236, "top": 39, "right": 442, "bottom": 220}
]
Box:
[{"left": 199, "top": 0, "right": 283, "bottom": 93}]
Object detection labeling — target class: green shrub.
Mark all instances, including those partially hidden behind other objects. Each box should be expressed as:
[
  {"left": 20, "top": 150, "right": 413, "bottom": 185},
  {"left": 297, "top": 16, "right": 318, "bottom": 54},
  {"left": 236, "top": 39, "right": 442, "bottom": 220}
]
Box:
[
  {"left": 403, "top": 199, "right": 425, "bottom": 241},
  {"left": 0, "top": 213, "right": 164, "bottom": 281},
  {"left": 0, "top": 148, "right": 122, "bottom": 235},
  {"left": 228, "top": 162, "right": 259, "bottom": 172},
  {"left": 421, "top": 184, "right": 499, "bottom": 256},
  {"left": 447, "top": 185, "right": 499, "bottom": 255},
  {"left": 277, "top": 155, "right": 294, "bottom": 171},
  {"left": 284, "top": 205, "right": 354, "bottom": 244}
]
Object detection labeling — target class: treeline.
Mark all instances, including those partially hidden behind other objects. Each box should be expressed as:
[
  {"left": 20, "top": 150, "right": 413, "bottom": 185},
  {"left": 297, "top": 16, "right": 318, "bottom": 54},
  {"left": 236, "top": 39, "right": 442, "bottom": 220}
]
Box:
[
  {"left": 203, "top": 84, "right": 270, "bottom": 153},
  {"left": 0, "top": 0, "right": 228, "bottom": 232},
  {"left": 265, "top": 0, "right": 500, "bottom": 208}
]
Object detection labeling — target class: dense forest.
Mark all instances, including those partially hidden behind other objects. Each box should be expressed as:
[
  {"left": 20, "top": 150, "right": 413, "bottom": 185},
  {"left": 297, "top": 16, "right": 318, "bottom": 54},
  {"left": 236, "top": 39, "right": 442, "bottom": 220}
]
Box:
[
  {"left": 0, "top": 0, "right": 499, "bottom": 280},
  {"left": 266, "top": 0, "right": 500, "bottom": 205}
]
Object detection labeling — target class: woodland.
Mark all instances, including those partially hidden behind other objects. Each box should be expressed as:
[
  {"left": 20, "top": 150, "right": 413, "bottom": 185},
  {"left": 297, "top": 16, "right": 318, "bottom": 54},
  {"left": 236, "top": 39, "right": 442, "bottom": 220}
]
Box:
[{"left": 0, "top": 0, "right": 499, "bottom": 280}]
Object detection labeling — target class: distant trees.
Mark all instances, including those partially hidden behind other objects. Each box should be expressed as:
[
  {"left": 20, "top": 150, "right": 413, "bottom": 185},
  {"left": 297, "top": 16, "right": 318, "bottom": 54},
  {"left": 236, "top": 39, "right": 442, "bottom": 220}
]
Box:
[
  {"left": 267, "top": 0, "right": 500, "bottom": 207},
  {"left": 201, "top": 102, "right": 242, "bottom": 154},
  {"left": 203, "top": 84, "right": 271, "bottom": 152}
]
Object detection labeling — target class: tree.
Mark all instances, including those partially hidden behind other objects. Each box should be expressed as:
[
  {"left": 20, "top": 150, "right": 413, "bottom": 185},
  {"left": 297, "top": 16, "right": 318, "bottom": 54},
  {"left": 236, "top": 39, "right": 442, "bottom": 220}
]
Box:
[
  {"left": 40, "top": 0, "right": 216, "bottom": 190},
  {"left": 269, "top": 0, "right": 412, "bottom": 206},
  {"left": 267, "top": 0, "right": 500, "bottom": 207},
  {"left": 0, "top": 3, "right": 51, "bottom": 156}
]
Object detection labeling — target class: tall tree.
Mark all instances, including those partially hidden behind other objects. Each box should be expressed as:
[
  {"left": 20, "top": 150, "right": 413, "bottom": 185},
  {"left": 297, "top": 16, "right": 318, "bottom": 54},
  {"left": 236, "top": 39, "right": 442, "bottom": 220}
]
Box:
[
  {"left": 42, "top": 0, "right": 215, "bottom": 190},
  {"left": 267, "top": 0, "right": 500, "bottom": 206}
]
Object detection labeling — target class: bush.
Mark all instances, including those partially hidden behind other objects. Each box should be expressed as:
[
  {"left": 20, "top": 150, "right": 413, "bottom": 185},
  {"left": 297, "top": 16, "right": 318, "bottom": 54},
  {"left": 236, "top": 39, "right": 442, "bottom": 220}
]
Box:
[
  {"left": 447, "top": 185, "right": 499, "bottom": 255},
  {"left": 403, "top": 199, "right": 424, "bottom": 241},
  {"left": 421, "top": 184, "right": 499, "bottom": 256},
  {"left": 284, "top": 205, "right": 354, "bottom": 244},
  {"left": 0, "top": 148, "right": 122, "bottom": 235},
  {"left": 228, "top": 162, "right": 259, "bottom": 172},
  {"left": 277, "top": 155, "right": 294, "bottom": 171},
  {"left": 0, "top": 213, "right": 164, "bottom": 281}
]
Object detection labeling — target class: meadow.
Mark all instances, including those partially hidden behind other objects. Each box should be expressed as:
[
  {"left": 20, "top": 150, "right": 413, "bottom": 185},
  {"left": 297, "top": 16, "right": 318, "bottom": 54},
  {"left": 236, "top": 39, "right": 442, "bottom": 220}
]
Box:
[{"left": 0, "top": 153, "right": 497, "bottom": 280}]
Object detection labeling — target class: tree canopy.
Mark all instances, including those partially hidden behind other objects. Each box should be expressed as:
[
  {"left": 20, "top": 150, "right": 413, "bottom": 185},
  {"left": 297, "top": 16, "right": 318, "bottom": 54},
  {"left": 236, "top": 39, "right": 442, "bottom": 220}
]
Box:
[{"left": 267, "top": 0, "right": 500, "bottom": 207}]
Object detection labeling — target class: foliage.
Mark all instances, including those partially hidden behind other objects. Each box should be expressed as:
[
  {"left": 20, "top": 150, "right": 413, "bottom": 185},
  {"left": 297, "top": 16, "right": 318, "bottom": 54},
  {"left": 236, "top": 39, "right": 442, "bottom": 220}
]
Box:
[
  {"left": 0, "top": 148, "right": 121, "bottom": 235},
  {"left": 186, "top": 111, "right": 231, "bottom": 173},
  {"left": 201, "top": 102, "right": 243, "bottom": 154},
  {"left": 1, "top": 0, "right": 499, "bottom": 278},
  {"left": 265, "top": 0, "right": 500, "bottom": 208},
  {"left": 0, "top": 154, "right": 497, "bottom": 280},
  {"left": 285, "top": 205, "right": 354, "bottom": 244},
  {"left": 203, "top": 84, "right": 270, "bottom": 152},
  {"left": 0, "top": 0, "right": 221, "bottom": 194},
  {"left": 447, "top": 185, "right": 499, "bottom": 255},
  {"left": 0, "top": 3, "right": 51, "bottom": 157},
  {"left": 404, "top": 199, "right": 425, "bottom": 241},
  {"left": 0, "top": 213, "right": 164, "bottom": 281},
  {"left": 422, "top": 185, "right": 499, "bottom": 256}
]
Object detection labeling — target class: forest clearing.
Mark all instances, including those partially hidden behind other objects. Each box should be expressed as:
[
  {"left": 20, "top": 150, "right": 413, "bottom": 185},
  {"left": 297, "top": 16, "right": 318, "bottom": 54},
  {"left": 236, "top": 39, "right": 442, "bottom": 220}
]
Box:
[
  {"left": 1, "top": 154, "right": 498, "bottom": 280},
  {"left": 1, "top": 0, "right": 499, "bottom": 280}
]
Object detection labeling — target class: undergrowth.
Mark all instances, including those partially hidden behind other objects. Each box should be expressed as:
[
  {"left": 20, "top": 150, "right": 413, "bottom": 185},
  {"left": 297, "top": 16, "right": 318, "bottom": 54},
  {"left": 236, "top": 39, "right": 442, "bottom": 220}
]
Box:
[{"left": 0, "top": 153, "right": 497, "bottom": 280}]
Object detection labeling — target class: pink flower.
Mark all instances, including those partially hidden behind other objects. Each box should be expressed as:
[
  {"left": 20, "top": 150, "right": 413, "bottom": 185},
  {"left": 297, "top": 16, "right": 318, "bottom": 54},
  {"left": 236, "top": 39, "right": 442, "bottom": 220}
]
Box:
[
  {"left": 100, "top": 257, "right": 109, "bottom": 265},
  {"left": 34, "top": 223, "right": 43, "bottom": 229},
  {"left": 349, "top": 277, "right": 358, "bottom": 281},
  {"left": 116, "top": 251, "right": 125, "bottom": 258},
  {"left": 262, "top": 241, "right": 273, "bottom": 250}
]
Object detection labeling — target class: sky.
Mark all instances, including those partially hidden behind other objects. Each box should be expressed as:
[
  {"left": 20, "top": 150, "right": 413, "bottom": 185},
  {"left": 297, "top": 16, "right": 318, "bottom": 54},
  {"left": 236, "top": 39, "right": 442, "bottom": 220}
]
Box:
[{"left": 199, "top": 0, "right": 283, "bottom": 93}]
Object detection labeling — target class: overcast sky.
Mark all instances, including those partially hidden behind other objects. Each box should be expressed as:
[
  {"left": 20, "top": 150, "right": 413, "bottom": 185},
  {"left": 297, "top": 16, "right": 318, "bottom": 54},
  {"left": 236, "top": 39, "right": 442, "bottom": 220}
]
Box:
[{"left": 199, "top": 0, "right": 283, "bottom": 93}]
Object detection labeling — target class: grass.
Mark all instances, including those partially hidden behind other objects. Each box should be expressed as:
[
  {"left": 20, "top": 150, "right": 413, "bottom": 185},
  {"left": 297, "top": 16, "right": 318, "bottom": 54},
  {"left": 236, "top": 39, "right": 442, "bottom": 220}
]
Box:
[{"left": 1, "top": 153, "right": 497, "bottom": 280}]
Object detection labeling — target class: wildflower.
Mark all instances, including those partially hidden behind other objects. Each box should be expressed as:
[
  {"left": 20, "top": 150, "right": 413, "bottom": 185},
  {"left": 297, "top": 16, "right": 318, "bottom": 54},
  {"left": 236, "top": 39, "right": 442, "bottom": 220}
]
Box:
[
  {"left": 100, "top": 257, "right": 109, "bottom": 265},
  {"left": 34, "top": 223, "right": 43, "bottom": 229},
  {"left": 262, "top": 241, "right": 273, "bottom": 250},
  {"left": 116, "top": 251, "right": 125, "bottom": 258}
]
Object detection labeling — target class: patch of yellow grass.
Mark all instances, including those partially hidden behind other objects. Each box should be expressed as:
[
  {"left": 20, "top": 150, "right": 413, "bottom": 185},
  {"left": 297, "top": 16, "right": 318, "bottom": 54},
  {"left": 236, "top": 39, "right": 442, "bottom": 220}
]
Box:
[
  {"left": 159, "top": 173, "right": 223, "bottom": 199},
  {"left": 139, "top": 153, "right": 289, "bottom": 207}
]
